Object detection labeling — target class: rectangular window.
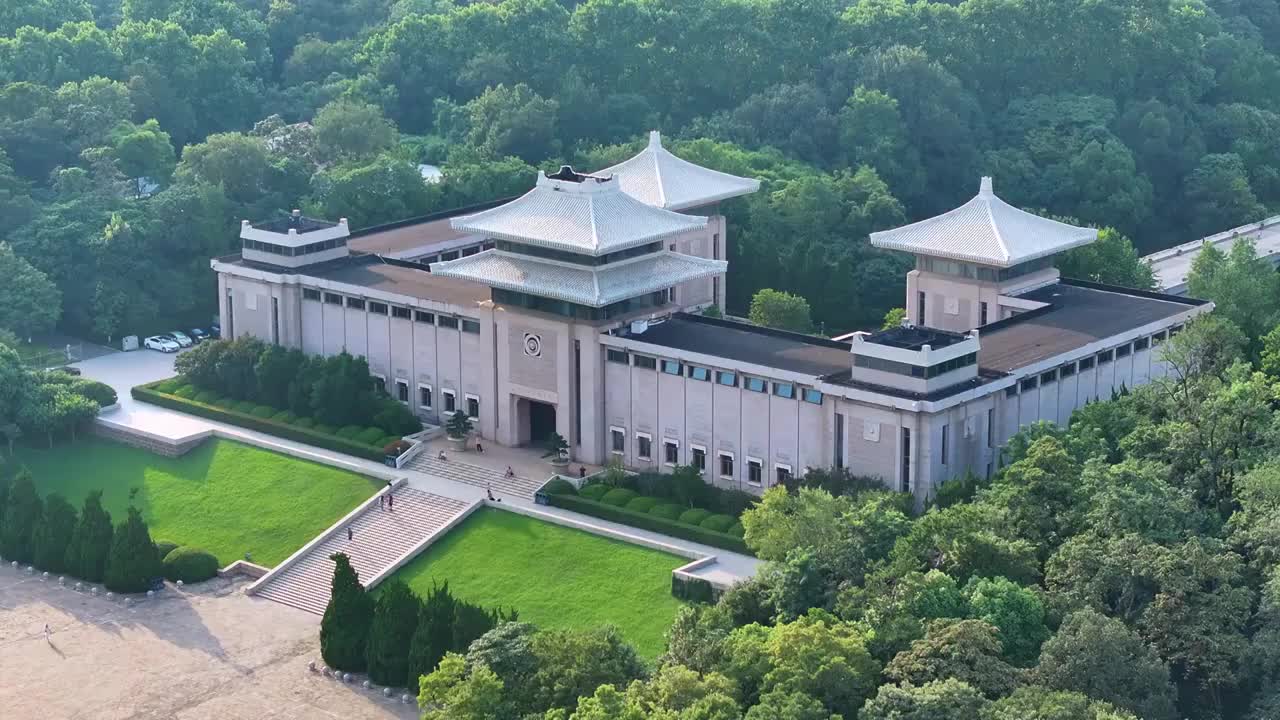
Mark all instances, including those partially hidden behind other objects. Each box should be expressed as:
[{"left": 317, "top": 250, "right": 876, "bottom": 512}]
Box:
[
  {"left": 395, "top": 380, "right": 409, "bottom": 403},
  {"left": 1170, "top": 324, "right": 1183, "bottom": 337},
  {"left": 607, "top": 349, "right": 629, "bottom": 364},
  {"left": 392, "top": 306, "right": 411, "bottom": 319},
  {"left": 610, "top": 427, "right": 626, "bottom": 454},
  {"left": 324, "top": 292, "right": 343, "bottom": 305},
  {"left": 1134, "top": 336, "right": 1150, "bottom": 351},
  {"left": 441, "top": 250, "right": 459, "bottom": 261},
  {"left": 941, "top": 423, "right": 949, "bottom": 466},
  {"left": 716, "top": 370, "right": 737, "bottom": 386},
  {"left": 636, "top": 433, "right": 652, "bottom": 461},
  {"left": 692, "top": 446, "right": 707, "bottom": 471},
  {"left": 633, "top": 355, "right": 657, "bottom": 370},
  {"left": 443, "top": 390, "right": 456, "bottom": 413},
  {"left": 1116, "top": 343, "right": 1132, "bottom": 358},
  {"left": 271, "top": 296, "right": 279, "bottom": 345},
  {"left": 775, "top": 464, "right": 793, "bottom": 487},
  {"left": 773, "top": 383, "right": 795, "bottom": 399},
  {"left": 744, "top": 377, "right": 766, "bottom": 393},
  {"left": 1021, "top": 377, "right": 1039, "bottom": 391},
  {"left": 834, "top": 412, "right": 845, "bottom": 468},
  {"left": 979, "top": 301, "right": 988, "bottom": 326},
  {"left": 1098, "top": 349, "right": 1114, "bottom": 364},
  {"left": 419, "top": 385, "right": 432, "bottom": 409},
  {"left": 369, "top": 301, "right": 388, "bottom": 315},
  {"left": 466, "top": 395, "right": 480, "bottom": 419},
  {"left": 900, "top": 427, "right": 911, "bottom": 493},
  {"left": 917, "top": 291, "right": 926, "bottom": 325},
  {"left": 1060, "top": 362, "right": 1077, "bottom": 378},
  {"left": 801, "top": 388, "right": 822, "bottom": 405},
  {"left": 661, "top": 360, "right": 682, "bottom": 375},
  {"left": 438, "top": 316, "right": 459, "bottom": 330},
  {"left": 987, "top": 407, "right": 995, "bottom": 448},
  {"left": 1040, "top": 369, "right": 1057, "bottom": 385},
  {"left": 663, "top": 439, "right": 679, "bottom": 465},
  {"left": 346, "top": 297, "right": 365, "bottom": 310},
  {"left": 372, "top": 375, "right": 386, "bottom": 394},
  {"left": 1079, "top": 355, "right": 1095, "bottom": 370},
  {"left": 303, "top": 288, "right": 321, "bottom": 301},
  {"left": 1005, "top": 385, "right": 1018, "bottom": 398},
  {"left": 718, "top": 452, "right": 734, "bottom": 479},
  {"left": 747, "top": 458, "right": 763, "bottom": 486},
  {"left": 415, "top": 310, "right": 435, "bottom": 324},
  {"left": 461, "top": 319, "right": 481, "bottom": 334},
  {"left": 688, "top": 366, "right": 710, "bottom": 381},
  {"left": 1152, "top": 330, "right": 1167, "bottom": 345}
]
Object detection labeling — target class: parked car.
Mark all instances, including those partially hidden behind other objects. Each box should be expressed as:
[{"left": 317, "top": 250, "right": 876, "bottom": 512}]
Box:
[
  {"left": 188, "top": 328, "right": 209, "bottom": 343},
  {"left": 166, "top": 331, "right": 194, "bottom": 348},
  {"left": 209, "top": 322, "right": 221, "bottom": 336},
  {"left": 144, "top": 335, "right": 180, "bottom": 353}
]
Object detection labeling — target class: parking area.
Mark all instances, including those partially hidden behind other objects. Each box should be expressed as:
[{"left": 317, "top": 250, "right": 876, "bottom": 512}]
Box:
[{"left": 0, "top": 570, "right": 415, "bottom": 719}]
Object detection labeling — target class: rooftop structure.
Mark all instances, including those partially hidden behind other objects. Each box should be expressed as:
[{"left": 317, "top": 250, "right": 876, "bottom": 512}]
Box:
[
  {"left": 624, "top": 314, "right": 852, "bottom": 377},
  {"left": 450, "top": 166, "right": 706, "bottom": 256},
  {"left": 870, "top": 177, "right": 1097, "bottom": 268},
  {"left": 239, "top": 210, "right": 350, "bottom": 269},
  {"left": 596, "top": 131, "right": 761, "bottom": 211}
]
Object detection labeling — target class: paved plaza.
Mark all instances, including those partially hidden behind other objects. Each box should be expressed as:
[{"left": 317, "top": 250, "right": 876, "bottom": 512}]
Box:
[{"left": 0, "top": 570, "right": 416, "bottom": 720}]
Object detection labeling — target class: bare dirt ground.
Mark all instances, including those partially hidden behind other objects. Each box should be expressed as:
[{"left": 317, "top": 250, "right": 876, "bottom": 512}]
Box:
[{"left": 0, "top": 570, "right": 417, "bottom": 720}]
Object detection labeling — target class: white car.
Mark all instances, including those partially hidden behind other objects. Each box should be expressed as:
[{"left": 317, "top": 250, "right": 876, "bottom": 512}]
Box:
[
  {"left": 166, "top": 331, "right": 194, "bottom": 348},
  {"left": 144, "top": 335, "right": 180, "bottom": 353}
]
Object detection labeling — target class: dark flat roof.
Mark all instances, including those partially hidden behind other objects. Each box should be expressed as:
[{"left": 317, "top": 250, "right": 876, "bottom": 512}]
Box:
[
  {"left": 868, "top": 325, "right": 969, "bottom": 350},
  {"left": 624, "top": 314, "right": 852, "bottom": 376},
  {"left": 347, "top": 198, "right": 515, "bottom": 256},
  {"left": 222, "top": 253, "right": 490, "bottom": 307},
  {"left": 978, "top": 280, "right": 1201, "bottom": 372}
]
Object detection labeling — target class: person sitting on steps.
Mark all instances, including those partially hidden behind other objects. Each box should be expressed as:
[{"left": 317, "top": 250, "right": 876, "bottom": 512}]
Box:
[{"left": 438, "top": 449, "right": 447, "bottom": 461}]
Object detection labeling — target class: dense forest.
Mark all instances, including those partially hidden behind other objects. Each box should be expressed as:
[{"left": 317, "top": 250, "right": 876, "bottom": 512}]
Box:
[{"left": 0, "top": 0, "right": 1278, "bottom": 338}]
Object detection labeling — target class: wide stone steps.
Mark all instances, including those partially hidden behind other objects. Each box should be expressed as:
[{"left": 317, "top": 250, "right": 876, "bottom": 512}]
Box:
[
  {"left": 253, "top": 488, "right": 471, "bottom": 615},
  {"left": 403, "top": 454, "right": 546, "bottom": 498}
]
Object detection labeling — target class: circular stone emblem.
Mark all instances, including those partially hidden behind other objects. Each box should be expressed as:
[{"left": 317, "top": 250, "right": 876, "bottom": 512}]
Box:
[{"left": 523, "top": 333, "right": 542, "bottom": 358}]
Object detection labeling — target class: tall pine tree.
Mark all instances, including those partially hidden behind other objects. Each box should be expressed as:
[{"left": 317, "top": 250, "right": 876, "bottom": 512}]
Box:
[
  {"left": 320, "top": 553, "right": 374, "bottom": 672},
  {"left": 104, "top": 507, "right": 159, "bottom": 593},
  {"left": 0, "top": 471, "right": 40, "bottom": 563},
  {"left": 65, "top": 491, "right": 112, "bottom": 582},
  {"left": 407, "top": 581, "right": 457, "bottom": 688},
  {"left": 366, "top": 578, "right": 422, "bottom": 687},
  {"left": 32, "top": 492, "right": 76, "bottom": 573}
]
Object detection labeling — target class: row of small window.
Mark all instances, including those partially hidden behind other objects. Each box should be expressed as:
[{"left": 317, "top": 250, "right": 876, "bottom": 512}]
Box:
[
  {"left": 414, "top": 242, "right": 494, "bottom": 265},
  {"left": 243, "top": 237, "right": 347, "bottom": 257},
  {"left": 376, "top": 377, "right": 480, "bottom": 418},
  {"left": 1005, "top": 326, "right": 1181, "bottom": 396},
  {"left": 853, "top": 351, "right": 978, "bottom": 379},
  {"left": 606, "top": 349, "right": 823, "bottom": 404},
  {"left": 303, "top": 289, "right": 480, "bottom": 333},
  {"left": 608, "top": 428, "right": 792, "bottom": 486}
]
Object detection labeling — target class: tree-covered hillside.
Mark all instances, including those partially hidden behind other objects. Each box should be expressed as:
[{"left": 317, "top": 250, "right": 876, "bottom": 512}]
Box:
[{"left": 0, "top": 0, "right": 1277, "bottom": 337}]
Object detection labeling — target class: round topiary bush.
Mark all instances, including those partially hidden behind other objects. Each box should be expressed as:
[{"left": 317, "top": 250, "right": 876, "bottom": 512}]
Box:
[
  {"left": 700, "top": 514, "right": 736, "bottom": 533},
  {"left": 234, "top": 400, "right": 256, "bottom": 414},
  {"left": 194, "top": 391, "right": 217, "bottom": 404},
  {"left": 377, "top": 435, "right": 401, "bottom": 448},
  {"left": 162, "top": 546, "right": 220, "bottom": 583},
  {"left": 579, "top": 484, "right": 609, "bottom": 501},
  {"left": 601, "top": 488, "right": 638, "bottom": 507},
  {"left": 173, "top": 385, "right": 198, "bottom": 399},
  {"left": 356, "top": 427, "right": 385, "bottom": 444},
  {"left": 214, "top": 396, "right": 236, "bottom": 409},
  {"left": 650, "top": 503, "right": 684, "bottom": 521},
  {"left": 336, "top": 425, "right": 363, "bottom": 439},
  {"left": 294, "top": 417, "right": 315, "bottom": 429},
  {"left": 252, "top": 405, "right": 276, "bottom": 419},
  {"left": 727, "top": 521, "right": 745, "bottom": 538},
  {"left": 678, "top": 508, "right": 711, "bottom": 526},
  {"left": 314, "top": 424, "right": 337, "bottom": 435},
  {"left": 542, "top": 478, "right": 577, "bottom": 496},
  {"left": 154, "top": 540, "right": 179, "bottom": 561},
  {"left": 625, "top": 496, "right": 657, "bottom": 513},
  {"left": 271, "top": 410, "right": 297, "bottom": 423},
  {"left": 154, "top": 378, "right": 182, "bottom": 393}
]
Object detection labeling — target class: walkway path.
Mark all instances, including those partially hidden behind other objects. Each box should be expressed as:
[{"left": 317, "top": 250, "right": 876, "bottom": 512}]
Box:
[
  {"left": 252, "top": 488, "right": 474, "bottom": 615},
  {"left": 403, "top": 452, "right": 545, "bottom": 498}
]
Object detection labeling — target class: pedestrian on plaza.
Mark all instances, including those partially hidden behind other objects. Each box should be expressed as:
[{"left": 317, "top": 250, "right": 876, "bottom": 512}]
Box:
[
  {"left": 44, "top": 624, "right": 51, "bottom": 643},
  {"left": 347, "top": 527, "right": 353, "bottom": 541},
  {"left": 504, "top": 466, "right": 514, "bottom": 478},
  {"left": 476, "top": 441, "right": 484, "bottom": 453},
  {"left": 388, "top": 494, "right": 394, "bottom": 511},
  {"left": 487, "top": 484, "right": 496, "bottom": 501},
  {"left": 379, "top": 494, "right": 385, "bottom": 511},
  {"left": 578, "top": 466, "right": 586, "bottom": 478},
  {"left": 438, "top": 449, "right": 448, "bottom": 461}
]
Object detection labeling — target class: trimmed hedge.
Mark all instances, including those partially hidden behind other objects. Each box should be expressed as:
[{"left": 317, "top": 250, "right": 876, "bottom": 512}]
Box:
[
  {"left": 251, "top": 405, "right": 275, "bottom": 419},
  {"left": 336, "top": 425, "right": 363, "bottom": 439},
  {"left": 315, "top": 423, "right": 337, "bottom": 435},
  {"left": 194, "top": 391, "right": 217, "bottom": 404},
  {"left": 728, "top": 522, "right": 745, "bottom": 538},
  {"left": 545, "top": 493, "right": 750, "bottom": 554},
  {"left": 579, "top": 484, "right": 608, "bottom": 501},
  {"left": 700, "top": 514, "right": 736, "bottom": 533},
  {"left": 672, "top": 574, "right": 715, "bottom": 604},
  {"left": 154, "top": 540, "right": 179, "bottom": 560},
  {"left": 625, "top": 496, "right": 657, "bottom": 513},
  {"left": 601, "top": 488, "right": 638, "bottom": 507},
  {"left": 162, "top": 546, "right": 220, "bottom": 583},
  {"left": 271, "top": 410, "right": 297, "bottom": 423},
  {"left": 356, "top": 427, "right": 385, "bottom": 445},
  {"left": 294, "top": 417, "right": 315, "bottom": 429},
  {"left": 650, "top": 503, "right": 684, "bottom": 521},
  {"left": 542, "top": 478, "right": 577, "bottom": 496},
  {"left": 132, "top": 383, "right": 386, "bottom": 461},
  {"left": 174, "top": 385, "right": 198, "bottom": 399},
  {"left": 678, "top": 508, "right": 711, "bottom": 526},
  {"left": 234, "top": 400, "right": 256, "bottom": 414}
]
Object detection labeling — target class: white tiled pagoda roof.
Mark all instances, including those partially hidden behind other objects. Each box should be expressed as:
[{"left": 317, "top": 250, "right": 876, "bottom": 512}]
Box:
[
  {"left": 450, "top": 171, "right": 706, "bottom": 256},
  {"left": 870, "top": 177, "right": 1098, "bottom": 268},
  {"left": 430, "top": 250, "right": 727, "bottom": 308},
  {"left": 595, "top": 131, "right": 761, "bottom": 211}
]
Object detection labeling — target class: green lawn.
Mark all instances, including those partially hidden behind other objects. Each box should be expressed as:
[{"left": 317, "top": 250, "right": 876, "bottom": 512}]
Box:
[
  {"left": 15, "top": 437, "right": 381, "bottom": 567},
  {"left": 391, "top": 508, "right": 685, "bottom": 659}
]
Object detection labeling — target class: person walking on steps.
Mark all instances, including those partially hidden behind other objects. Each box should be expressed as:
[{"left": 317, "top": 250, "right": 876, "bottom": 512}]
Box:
[
  {"left": 388, "top": 493, "right": 394, "bottom": 511},
  {"left": 347, "top": 527, "right": 353, "bottom": 541}
]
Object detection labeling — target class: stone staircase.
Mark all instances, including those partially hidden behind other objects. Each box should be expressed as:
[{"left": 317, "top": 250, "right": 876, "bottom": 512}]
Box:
[
  {"left": 403, "top": 454, "right": 546, "bottom": 499},
  {"left": 251, "top": 488, "right": 474, "bottom": 615}
]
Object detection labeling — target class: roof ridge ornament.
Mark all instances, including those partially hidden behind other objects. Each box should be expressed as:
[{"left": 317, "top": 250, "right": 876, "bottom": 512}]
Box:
[
  {"left": 979, "top": 176, "right": 994, "bottom": 197},
  {"left": 648, "top": 130, "right": 662, "bottom": 149}
]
